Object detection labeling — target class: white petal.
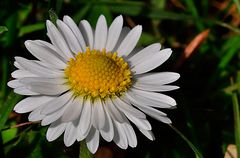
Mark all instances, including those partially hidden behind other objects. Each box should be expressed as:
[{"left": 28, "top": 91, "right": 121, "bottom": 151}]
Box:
[
  {"left": 117, "top": 25, "right": 142, "bottom": 57},
  {"left": 126, "top": 94, "right": 171, "bottom": 123},
  {"left": 122, "top": 122, "right": 137, "bottom": 148},
  {"left": 41, "top": 91, "right": 73, "bottom": 115},
  {"left": 46, "top": 121, "right": 66, "bottom": 141},
  {"left": 112, "top": 97, "right": 146, "bottom": 119},
  {"left": 113, "top": 121, "right": 128, "bottom": 149},
  {"left": 7, "top": 80, "right": 23, "bottom": 88},
  {"left": 94, "top": 15, "right": 107, "bottom": 50},
  {"left": 11, "top": 70, "right": 37, "bottom": 78},
  {"left": 137, "top": 105, "right": 172, "bottom": 124},
  {"left": 14, "top": 61, "right": 24, "bottom": 70},
  {"left": 14, "top": 87, "right": 39, "bottom": 95},
  {"left": 79, "top": 20, "right": 94, "bottom": 49},
  {"left": 105, "top": 99, "right": 128, "bottom": 123},
  {"left": 125, "top": 113, "right": 151, "bottom": 130},
  {"left": 99, "top": 103, "right": 114, "bottom": 142},
  {"left": 138, "top": 129, "right": 155, "bottom": 141},
  {"left": 41, "top": 98, "right": 72, "bottom": 126},
  {"left": 86, "top": 127, "right": 100, "bottom": 154},
  {"left": 126, "top": 91, "right": 170, "bottom": 109},
  {"left": 128, "top": 43, "right": 161, "bottom": 66},
  {"left": 135, "top": 72, "right": 180, "bottom": 85},
  {"left": 63, "top": 16, "right": 86, "bottom": 51},
  {"left": 92, "top": 99, "right": 106, "bottom": 130},
  {"left": 77, "top": 99, "right": 92, "bottom": 140},
  {"left": 46, "top": 20, "right": 74, "bottom": 59},
  {"left": 34, "top": 40, "right": 67, "bottom": 62},
  {"left": 14, "top": 96, "right": 54, "bottom": 113},
  {"left": 113, "top": 27, "right": 130, "bottom": 52},
  {"left": 28, "top": 83, "right": 69, "bottom": 95},
  {"left": 61, "top": 97, "right": 83, "bottom": 122},
  {"left": 126, "top": 47, "right": 143, "bottom": 59},
  {"left": 106, "top": 15, "right": 123, "bottom": 52},
  {"left": 131, "top": 88, "right": 176, "bottom": 107},
  {"left": 24, "top": 40, "right": 67, "bottom": 69},
  {"left": 28, "top": 107, "right": 45, "bottom": 121},
  {"left": 132, "top": 48, "right": 172, "bottom": 74},
  {"left": 15, "top": 57, "right": 64, "bottom": 78},
  {"left": 133, "top": 83, "right": 179, "bottom": 92},
  {"left": 19, "top": 77, "right": 66, "bottom": 85},
  {"left": 132, "top": 49, "right": 172, "bottom": 74},
  {"left": 64, "top": 121, "right": 77, "bottom": 147},
  {"left": 57, "top": 19, "right": 82, "bottom": 53}
]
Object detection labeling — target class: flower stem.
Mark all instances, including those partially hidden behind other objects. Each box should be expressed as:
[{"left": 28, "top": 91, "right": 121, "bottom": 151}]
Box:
[{"left": 79, "top": 141, "right": 93, "bottom": 158}]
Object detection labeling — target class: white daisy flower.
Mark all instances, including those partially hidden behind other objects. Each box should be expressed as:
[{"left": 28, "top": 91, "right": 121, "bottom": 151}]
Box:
[{"left": 8, "top": 15, "right": 180, "bottom": 153}]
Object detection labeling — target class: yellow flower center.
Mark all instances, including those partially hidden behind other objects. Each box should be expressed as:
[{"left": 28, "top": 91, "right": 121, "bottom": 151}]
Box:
[{"left": 64, "top": 47, "right": 132, "bottom": 99}]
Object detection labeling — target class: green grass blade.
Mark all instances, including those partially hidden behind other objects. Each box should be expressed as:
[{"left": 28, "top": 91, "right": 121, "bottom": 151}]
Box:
[
  {"left": 0, "top": 26, "right": 8, "bottom": 34},
  {"left": 0, "top": 56, "right": 8, "bottom": 103},
  {"left": 55, "top": 0, "right": 63, "bottom": 14},
  {"left": 224, "top": 83, "right": 240, "bottom": 93},
  {"left": 80, "top": 141, "right": 93, "bottom": 158},
  {"left": 18, "top": 23, "right": 45, "bottom": 37},
  {"left": 233, "top": 0, "right": 240, "bottom": 13},
  {"left": 73, "top": 4, "right": 91, "bottom": 22},
  {"left": 0, "top": 92, "right": 22, "bottom": 131},
  {"left": 103, "top": 1, "right": 240, "bottom": 34},
  {"left": 183, "top": 0, "right": 204, "bottom": 30},
  {"left": 231, "top": 78, "right": 240, "bottom": 157},
  {"left": 218, "top": 36, "right": 240, "bottom": 69},
  {"left": 169, "top": 125, "right": 203, "bottom": 158},
  {"left": 231, "top": 93, "right": 240, "bottom": 157}
]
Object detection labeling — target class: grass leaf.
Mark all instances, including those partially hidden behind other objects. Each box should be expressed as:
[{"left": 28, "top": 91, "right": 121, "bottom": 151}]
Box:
[
  {"left": 233, "top": 0, "right": 240, "bottom": 13},
  {"left": 169, "top": 125, "right": 203, "bottom": 158},
  {"left": 18, "top": 23, "right": 45, "bottom": 37},
  {"left": 0, "top": 92, "right": 22, "bottom": 131},
  {"left": 0, "top": 26, "right": 8, "bottom": 34},
  {"left": 230, "top": 78, "right": 240, "bottom": 158}
]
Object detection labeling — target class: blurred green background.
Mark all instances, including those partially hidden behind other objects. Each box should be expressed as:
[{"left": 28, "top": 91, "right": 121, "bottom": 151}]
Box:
[{"left": 0, "top": 0, "right": 240, "bottom": 158}]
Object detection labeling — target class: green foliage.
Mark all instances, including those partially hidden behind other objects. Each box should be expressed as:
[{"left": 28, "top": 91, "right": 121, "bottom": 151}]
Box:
[
  {"left": 49, "top": 8, "right": 58, "bottom": 24},
  {"left": 0, "top": 26, "right": 8, "bottom": 34},
  {"left": 0, "top": 0, "right": 239, "bottom": 158}
]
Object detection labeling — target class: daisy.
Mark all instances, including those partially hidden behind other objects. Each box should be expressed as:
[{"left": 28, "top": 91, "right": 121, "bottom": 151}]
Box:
[{"left": 8, "top": 15, "right": 180, "bottom": 153}]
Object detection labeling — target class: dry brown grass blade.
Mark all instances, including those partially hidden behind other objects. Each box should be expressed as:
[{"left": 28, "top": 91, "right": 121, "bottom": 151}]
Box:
[
  {"left": 174, "top": 29, "right": 210, "bottom": 69},
  {"left": 125, "top": 16, "right": 136, "bottom": 28},
  {"left": 170, "top": 0, "right": 186, "bottom": 10},
  {"left": 224, "top": 144, "right": 238, "bottom": 158}
]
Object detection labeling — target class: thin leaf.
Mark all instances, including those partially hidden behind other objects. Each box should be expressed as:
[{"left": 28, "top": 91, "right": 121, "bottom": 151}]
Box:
[
  {"left": 224, "top": 144, "right": 238, "bottom": 158},
  {"left": 233, "top": 0, "right": 240, "bottom": 13},
  {"left": 230, "top": 78, "right": 240, "bottom": 158},
  {"left": 224, "top": 83, "right": 240, "bottom": 93},
  {"left": 218, "top": 36, "right": 240, "bottom": 69},
  {"left": 0, "top": 92, "right": 22, "bottom": 131},
  {"left": 73, "top": 4, "right": 91, "bottom": 22},
  {"left": 169, "top": 125, "right": 203, "bottom": 158},
  {"left": 175, "top": 29, "right": 210, "bottom": 69},
  {"left": 102, "top": 1, "right": 240, "bottom": 34},
  {"left": 0, "top": 26, "right": 8, "bottom": 34},
  {"left": 0, "top": 56, "right": 8, "bottom": 103},
  {"left": 56, "top": 0, "right": 63, "bottom": 14},
  {"left": 80, "top": 141, "right": 93, "bottom": 158},
  {"left": 18, "top": 23, "right": 45, "bottom": 37},
  {"left": 183, "top": 0, "right": 204, "bottom": 30}
]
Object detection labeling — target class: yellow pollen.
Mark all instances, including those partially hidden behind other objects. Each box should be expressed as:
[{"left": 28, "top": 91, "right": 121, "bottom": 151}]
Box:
[{"left": 64, "top": 47, "right": 132, "bottom": 99}]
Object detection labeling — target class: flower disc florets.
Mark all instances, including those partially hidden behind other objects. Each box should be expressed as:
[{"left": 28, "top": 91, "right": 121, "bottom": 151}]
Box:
[{"left": 65, "top": 47, "right": 132, "bottom": 99}]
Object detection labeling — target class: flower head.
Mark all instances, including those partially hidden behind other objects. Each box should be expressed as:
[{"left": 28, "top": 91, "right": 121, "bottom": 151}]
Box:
[{"left": 8, "top": 15, "right": 180, "bottom": 153}]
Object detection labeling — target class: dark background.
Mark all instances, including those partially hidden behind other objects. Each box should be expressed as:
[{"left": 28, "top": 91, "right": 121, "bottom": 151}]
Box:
[{"left": 0, "top": 0, "right": 240, "bottom": 158}]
